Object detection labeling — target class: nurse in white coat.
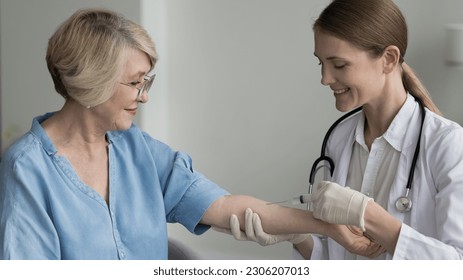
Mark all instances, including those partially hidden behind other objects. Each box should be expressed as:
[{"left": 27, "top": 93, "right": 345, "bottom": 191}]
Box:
[{"left": 226, "top": 0, "right": 463, "bottom": 260}]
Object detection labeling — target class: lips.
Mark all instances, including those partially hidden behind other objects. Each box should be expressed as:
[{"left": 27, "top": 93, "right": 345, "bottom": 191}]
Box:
[
  {"left": 333, "top": 88, "right": 350, "bottom": 95},
  {"left": 125, "top": 108, "right": 137, "bottom": 115}
]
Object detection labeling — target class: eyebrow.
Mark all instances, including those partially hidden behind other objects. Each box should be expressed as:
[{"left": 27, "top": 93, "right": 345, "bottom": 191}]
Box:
[
  {"left": 313, "top": 53, "right": 345, "bottom": 61},
  {"left": 127, "top": 71, "right": 149, "bottom": 80}
]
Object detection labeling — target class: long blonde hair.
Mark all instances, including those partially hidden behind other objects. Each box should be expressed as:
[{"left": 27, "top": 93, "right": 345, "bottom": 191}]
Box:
[
  {"left": 314, "top": 0, "right": 441, "bottom": 115},
  {"left": 46, "top": 8, "right": 158, "bottom": 107}
]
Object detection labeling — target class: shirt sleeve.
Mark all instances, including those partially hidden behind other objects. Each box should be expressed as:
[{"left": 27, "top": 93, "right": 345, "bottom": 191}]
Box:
[
  {"left": 161, "top": 151, "right": 229, "bottom": 234},
  {"left": 393, "top": 224, "right": 463, "bottom": 259}
]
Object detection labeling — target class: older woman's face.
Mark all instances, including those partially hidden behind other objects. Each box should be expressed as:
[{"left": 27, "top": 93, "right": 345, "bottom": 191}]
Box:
[{"left": 98, "top": 48, "right": 151, "bottom": 131}]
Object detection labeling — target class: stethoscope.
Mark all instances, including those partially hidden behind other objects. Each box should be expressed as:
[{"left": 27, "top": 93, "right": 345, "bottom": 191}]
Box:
[{"left": 308, "top": 99, "right": 425, "bottom": 213}]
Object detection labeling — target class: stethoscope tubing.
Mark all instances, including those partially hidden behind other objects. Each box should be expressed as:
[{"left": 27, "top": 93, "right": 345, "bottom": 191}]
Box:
[
  {"left": 308, "top": 99, "right": 425, "bottom": 213},
  {"left": 309, "top": 106, "right": 363, "bottom": 186}
]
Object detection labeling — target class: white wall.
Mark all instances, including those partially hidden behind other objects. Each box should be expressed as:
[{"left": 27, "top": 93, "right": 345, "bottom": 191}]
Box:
[
  {"left": 1, "top": 0, "right": 463, "bottom": 259},
  {"left": 396, "top": 0, "right": 463, "bottom": 123},
  {"left": 156, "top": 0, "right": 333, "bottom": 259}
]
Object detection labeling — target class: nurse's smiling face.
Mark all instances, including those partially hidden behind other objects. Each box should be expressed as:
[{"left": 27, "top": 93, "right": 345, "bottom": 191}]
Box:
[
  {"left": 313, "top": 28, "right": 386, "bottom": 112},
  {"left": 95, "top": 48, "right": 152, "bottom": 131}
]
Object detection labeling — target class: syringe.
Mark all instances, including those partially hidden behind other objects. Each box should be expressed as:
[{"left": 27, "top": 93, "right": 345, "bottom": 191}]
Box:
[{"left": 267, "top": 194, "right": 311, "bottom": 205}]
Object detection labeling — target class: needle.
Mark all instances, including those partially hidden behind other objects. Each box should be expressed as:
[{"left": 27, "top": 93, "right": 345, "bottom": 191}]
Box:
[{"left": 267, "top": 194, "right": 311, "bottom": 205}]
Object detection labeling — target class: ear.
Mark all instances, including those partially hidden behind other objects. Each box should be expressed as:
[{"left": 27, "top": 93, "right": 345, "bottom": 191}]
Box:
[{"left": 382, "top": 45, "right": 401, "bottom": 74}]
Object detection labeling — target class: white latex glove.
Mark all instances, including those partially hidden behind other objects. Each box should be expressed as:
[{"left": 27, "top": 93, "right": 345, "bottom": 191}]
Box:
[
  {"left": 312, "top": 181, "right": 372, "bottom": 231},
  {"left": 214, "top": 208, "right": 309, "bottom": 246}
]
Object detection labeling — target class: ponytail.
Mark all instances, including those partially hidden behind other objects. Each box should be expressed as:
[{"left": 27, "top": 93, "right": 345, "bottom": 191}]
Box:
[{"left": 401, "top": 62, "right": 442, "bottom": 115}]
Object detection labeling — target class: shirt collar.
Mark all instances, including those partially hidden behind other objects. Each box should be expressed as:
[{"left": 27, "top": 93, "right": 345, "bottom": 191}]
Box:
[
  {"left": 354, "top": 111, "right": 368, "bottom": 150},
  {"left": 31, "top": 112, "right": 58, "bottom": 156},
  {"left": 354, "top": 94, "right": 417, "bottom": 152},
  {"left": 383, "top": 94, "right": 416, "bottom": 152},
  {"left": 30, "top": 112, "right": 129, "bottom": 154}
]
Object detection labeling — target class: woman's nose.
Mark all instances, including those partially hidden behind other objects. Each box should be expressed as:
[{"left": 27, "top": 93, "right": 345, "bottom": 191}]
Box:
[
  {"left": 138, "top": 90, "right": 149, "bottom": 103},
  {"left": 320, "top": 67, "right": 335, "bottom": 86}
]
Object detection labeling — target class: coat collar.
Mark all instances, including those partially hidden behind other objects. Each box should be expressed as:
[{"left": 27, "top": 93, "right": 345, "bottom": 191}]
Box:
[{"left": 353, "top": 94, "right": 419, "bottom": 153}]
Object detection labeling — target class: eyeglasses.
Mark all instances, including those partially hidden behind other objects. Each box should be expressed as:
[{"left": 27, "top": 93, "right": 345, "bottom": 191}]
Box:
[{"left": 119, "top": 74, "right": 156, "bottom": 100}]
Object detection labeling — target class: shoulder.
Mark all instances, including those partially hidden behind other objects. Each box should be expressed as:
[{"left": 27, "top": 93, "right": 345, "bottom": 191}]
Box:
[
  {"left": 423, "top": 110, "right": 463, "bottom": 145},
  {"left": 421, "top": 110, "right": 463, "bottom": 171},
  {"left": 108, "top": 124, "right": 170, "bottom": 150},
  {"left": 1, "top": 132, "right": 42, "bottom": 171},
  {"left": 107, "top": 124, "right": 177, "bottom": 164}
]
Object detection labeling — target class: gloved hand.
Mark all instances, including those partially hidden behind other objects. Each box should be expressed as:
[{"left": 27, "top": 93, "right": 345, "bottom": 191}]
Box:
[
  {"left": 214, "top": 208, "right": 309, "bottom": 246},
  {"left": 311, "top": 181, "right": 372, "bottom": 231}
]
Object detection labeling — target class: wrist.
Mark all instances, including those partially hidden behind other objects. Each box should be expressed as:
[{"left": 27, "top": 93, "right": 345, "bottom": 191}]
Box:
[
  {"left": 315, "top": 219, "right": 332, "bottom": 237},
  {"left": 363, "top": 201, "right": 401, "bottom": 254}
]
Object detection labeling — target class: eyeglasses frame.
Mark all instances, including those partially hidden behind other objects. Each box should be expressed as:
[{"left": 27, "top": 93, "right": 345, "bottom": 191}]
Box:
[{"left": 119, "top": 74, "right": 156, "bottom": 100}]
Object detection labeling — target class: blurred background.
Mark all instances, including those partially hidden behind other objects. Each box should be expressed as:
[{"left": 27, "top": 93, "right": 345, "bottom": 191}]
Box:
[{"left": 1, "top": 0, "right": 462, "bottom": 259}]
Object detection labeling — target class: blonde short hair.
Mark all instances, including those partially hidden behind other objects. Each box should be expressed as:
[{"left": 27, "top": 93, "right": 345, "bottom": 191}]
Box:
[{"left": 46, "top": 8, "right": 158, "bottom": 107}]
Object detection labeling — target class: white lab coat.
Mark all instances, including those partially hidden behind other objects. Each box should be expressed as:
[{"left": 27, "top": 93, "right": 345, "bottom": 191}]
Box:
[{"left": 296, "top": 95, "right": 463, "bottom": 260}]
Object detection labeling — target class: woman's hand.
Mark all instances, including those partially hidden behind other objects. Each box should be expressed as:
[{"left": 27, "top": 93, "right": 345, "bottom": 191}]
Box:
[
  {"left": 312, "top": 181, "right": 372, "bottom": 231},
  {"left": 214, "top": 208, "right": 310, "bottom": 246},
  {"left": 328, "top": 224, "right": 385, "bottom": 258}
]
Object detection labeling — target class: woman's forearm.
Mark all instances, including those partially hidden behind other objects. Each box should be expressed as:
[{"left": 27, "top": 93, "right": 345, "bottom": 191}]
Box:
[
  {"left": 202, "top": 194, "right": 330, "bottom": 236},
  {"left": 203, "top": 194, "right": 383, "bottom": 258},
  {"left": 364, "top": 201, "right": 401, "bottom": 254}
]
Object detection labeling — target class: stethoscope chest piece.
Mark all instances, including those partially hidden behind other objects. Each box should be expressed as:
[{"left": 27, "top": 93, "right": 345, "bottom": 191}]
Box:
[{"left": 395, "top": 196, "right": 412, "bottom": 212}]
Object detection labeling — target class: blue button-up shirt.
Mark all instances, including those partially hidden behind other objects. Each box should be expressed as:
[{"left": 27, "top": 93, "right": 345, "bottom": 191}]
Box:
[{"left": 0, "top": 113, "right": 229, "bottom": 259}]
